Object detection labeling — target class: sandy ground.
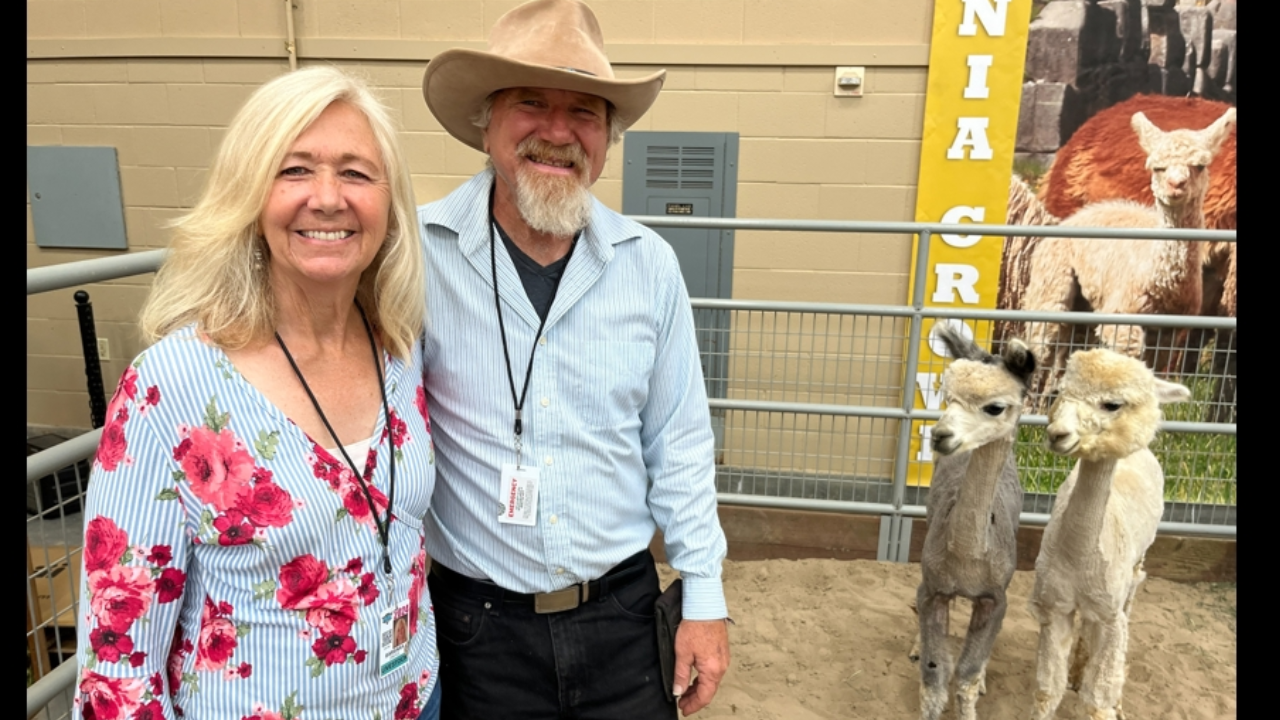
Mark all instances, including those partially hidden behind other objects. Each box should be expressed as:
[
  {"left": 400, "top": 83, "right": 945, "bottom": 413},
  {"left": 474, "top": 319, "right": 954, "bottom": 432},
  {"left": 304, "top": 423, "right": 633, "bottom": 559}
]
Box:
[{"left": 658, "top": 559, "right": 1236, "bottom": 720}]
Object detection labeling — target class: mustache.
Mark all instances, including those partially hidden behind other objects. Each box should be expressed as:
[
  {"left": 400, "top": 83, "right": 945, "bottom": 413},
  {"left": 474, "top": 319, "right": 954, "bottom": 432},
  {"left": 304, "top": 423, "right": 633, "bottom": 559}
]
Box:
[{"left": 517, "top": 137, "right": 588, "bottom": 170}]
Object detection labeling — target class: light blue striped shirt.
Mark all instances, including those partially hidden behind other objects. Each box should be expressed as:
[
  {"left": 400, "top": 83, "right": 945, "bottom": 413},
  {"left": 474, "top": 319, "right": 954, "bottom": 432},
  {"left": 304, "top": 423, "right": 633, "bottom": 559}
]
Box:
[{"left": 418, "top": 170, "right": 728, "bottom": 619}]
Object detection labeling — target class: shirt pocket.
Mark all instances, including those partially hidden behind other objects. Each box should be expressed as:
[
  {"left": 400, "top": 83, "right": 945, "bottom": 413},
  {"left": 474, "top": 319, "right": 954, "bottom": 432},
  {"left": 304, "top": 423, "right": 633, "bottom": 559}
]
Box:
[{"left": 571, "top": 341, "right": 652, "bottom": 431}]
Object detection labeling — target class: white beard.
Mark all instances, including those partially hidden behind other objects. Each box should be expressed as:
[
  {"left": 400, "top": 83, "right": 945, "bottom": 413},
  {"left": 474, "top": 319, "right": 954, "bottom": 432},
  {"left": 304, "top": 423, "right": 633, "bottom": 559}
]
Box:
[{"left": 507, "top": 138, "right": 595, "bottom": 238}]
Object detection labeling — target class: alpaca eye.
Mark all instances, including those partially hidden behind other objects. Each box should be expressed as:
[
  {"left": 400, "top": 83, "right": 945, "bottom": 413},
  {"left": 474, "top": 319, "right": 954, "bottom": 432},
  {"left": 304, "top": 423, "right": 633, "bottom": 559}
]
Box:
[
  {"left": 982, "top": 404, "right": 1005, "bottom": 416},
  {"left": 1102, "top": 402, "right": 1123, "bottom": 412},
  {"left": 1152, "top": 167, "right": 1166, "bottom": 173},
  {"left": 1193, "top": 165, "right": 1206, "bottom": 171}
]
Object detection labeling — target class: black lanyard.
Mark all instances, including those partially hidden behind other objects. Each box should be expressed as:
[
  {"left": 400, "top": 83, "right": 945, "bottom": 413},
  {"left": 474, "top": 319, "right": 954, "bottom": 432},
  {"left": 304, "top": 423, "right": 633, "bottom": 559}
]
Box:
[
  {"left": 276, "top": 301, "right": 396, "bottom": 575},
  {"left": 489, "top": 182, "right": 575, "bottom": 468}
]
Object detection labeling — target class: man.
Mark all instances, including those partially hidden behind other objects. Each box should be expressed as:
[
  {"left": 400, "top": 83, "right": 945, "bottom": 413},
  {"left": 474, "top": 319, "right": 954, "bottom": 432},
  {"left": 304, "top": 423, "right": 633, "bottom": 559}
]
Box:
[{"left": 416, "top": 0, "right": 730, "bottom": 717}]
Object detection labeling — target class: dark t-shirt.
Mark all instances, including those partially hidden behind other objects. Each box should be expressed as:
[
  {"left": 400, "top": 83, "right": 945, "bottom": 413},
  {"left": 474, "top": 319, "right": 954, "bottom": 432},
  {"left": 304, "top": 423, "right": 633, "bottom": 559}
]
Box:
[{"left": 494, "top": 221, "right": 578, "bottom": 322}]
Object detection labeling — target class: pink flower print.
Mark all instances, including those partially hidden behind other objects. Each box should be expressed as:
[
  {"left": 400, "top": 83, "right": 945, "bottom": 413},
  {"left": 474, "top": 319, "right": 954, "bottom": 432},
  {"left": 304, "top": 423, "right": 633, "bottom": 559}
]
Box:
[
  {"left": 234, "top": 478, "right": 294, "bottom": 529},
  {"left": 305, "top": 603, "right": 358, "bottom": 638},
  {"left": 148, "top": 672, "right": 163, "bottom": 700},
  {"left": 146, "top": 545, "right": 172, "bottom": 567},
  {"left": 89, "top": 626, "right": 134, "bottom": 663},
  {"left": 312, "top": 632, "right": 357, "bottom": 666},
  {"left": 155, "top": 568, "right": 187, "bottom": 604},
  {"left": 343, "top": 557, "right": 363, "bottom": 575},
  {"left": 180, "top": 426, "right": 256, "bottom": 512},
  {"left": 394, "top": 681, "right": 420, "bottom": 720},
  {"left": 298, "top": 576, "right": 360, "bottom": 634},
  {"left": 382, "top": 409, "right": 409, "bottom": 448},
  {"left": 95, "top": 407, "right": 130, "bottom": 472},
  {"left": 120, "top": 366, "right": 139, "bottom": 401},
  {"left": 276, "top": 555, "right": 328, "bottom": 610},
  {"left": 213, "top": 510, "right": 255, "bottom": 546},
  {"left": 172, "top": 437, "right": 192, "bottom": 463},
  {"left": 128, "top": 652, "right": 146, "bottom": 668},
  {"left": 132, "top": 700, "right": 164, "bottom": 720},
  {"left": 194, "top": 615, "right": 238, "bottom": 671},
  {"left": 354, "top": 649, "right": 368, "bottom": 664},
  {"left": 145, "top": 385, "right": 161, "bottom": 406},
  {"left": 89, "top": 565, "right": 153, "bottom": 633},
  {"left": 84, "top": 516, "right": 129, "bottom": 573},
  {"left": 78, "top": 669, "right": 144, "bottom": 720},
  {"left": 165, "top": 634, "right": 189, "bottom": 698},
  {"left": 358, "top": 572, "right": 379, "bottom": 606}
]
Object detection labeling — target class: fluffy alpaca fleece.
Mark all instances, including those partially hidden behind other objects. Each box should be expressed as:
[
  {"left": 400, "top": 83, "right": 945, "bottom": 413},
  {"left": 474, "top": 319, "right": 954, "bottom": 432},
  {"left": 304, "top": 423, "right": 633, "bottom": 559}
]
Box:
[
  {"left": 1027, "top": 349, "right": 1190, "bottom": 720},
  {"left": 1038, "top": 94, "right": 1237, "bottom": 378},
  {"left": 1040, "top": 94, "right": 1236, "bottom": 233},
  {"left": 1020, "top": 107, "right": 1236, "bottom": 388},
  {"left": 912, "top": 323, "right": 1035, "bottom": 720}
]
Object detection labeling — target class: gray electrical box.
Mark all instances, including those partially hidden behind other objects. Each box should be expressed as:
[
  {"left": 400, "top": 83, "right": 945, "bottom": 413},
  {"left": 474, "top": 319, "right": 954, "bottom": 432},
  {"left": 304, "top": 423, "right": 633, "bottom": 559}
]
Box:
[
  {"left": 622, "top": 132, "right": 738, "bottom": 300},
  {"left": 622, "top": 132, "right": 738, "bottom": 455},
  {"left": 27, "top": 146, "right": 128, "bottom": 250}
]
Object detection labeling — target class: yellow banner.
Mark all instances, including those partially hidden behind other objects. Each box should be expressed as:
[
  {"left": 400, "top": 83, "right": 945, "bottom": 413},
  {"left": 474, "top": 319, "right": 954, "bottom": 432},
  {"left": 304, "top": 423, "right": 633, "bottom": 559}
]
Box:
[{"left": 907, "top": 0, "right": 1031, "bottom": 485}]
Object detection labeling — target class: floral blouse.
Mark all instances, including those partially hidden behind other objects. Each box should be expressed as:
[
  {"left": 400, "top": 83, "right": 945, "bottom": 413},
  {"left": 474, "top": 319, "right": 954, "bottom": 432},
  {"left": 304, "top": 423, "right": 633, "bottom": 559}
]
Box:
[{"left": 73, "top": 325, "right": 438, "bottom": 720}]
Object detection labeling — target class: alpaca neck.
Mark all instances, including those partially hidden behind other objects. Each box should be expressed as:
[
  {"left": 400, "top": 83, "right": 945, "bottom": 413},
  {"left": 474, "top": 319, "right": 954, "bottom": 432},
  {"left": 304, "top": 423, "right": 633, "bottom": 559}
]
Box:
[
  {"left": 1055, "top": 457, "right": 1120, "bottom": 561},
  {"left": 1156, "top": 197, "right": 1205, "bottom": 230},
  {"left": 945, "top": 437, "right": 1013, "bottom": 559}
]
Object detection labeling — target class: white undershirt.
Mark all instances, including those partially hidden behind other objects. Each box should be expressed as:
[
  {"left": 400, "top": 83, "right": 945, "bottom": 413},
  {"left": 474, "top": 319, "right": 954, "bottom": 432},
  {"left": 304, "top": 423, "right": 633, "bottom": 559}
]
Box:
[{"left": 327, "top": 437, "right": 372, "bottom": 477}]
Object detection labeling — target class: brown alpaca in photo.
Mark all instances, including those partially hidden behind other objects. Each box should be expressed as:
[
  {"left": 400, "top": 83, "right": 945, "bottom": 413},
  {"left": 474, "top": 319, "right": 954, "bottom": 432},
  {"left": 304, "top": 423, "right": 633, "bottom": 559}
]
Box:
[
  {"left": 1019, "top": 107, "right": 1236, "bottom": 407},
  {"left": 1036, "top": 95, "right": 1237, "bottom": 420}
]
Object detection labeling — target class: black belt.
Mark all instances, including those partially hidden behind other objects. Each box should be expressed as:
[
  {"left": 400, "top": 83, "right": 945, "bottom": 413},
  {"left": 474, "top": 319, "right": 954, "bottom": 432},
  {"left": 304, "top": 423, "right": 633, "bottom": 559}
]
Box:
[{"left": 429, "top": 549, "right": 650, "bottom": 614}]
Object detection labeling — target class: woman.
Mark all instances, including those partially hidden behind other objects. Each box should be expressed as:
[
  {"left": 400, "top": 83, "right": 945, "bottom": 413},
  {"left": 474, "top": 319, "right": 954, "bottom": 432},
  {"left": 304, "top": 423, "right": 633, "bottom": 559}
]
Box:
[{"left": 74, "top": 66, "right": 440, "bottom": 719}]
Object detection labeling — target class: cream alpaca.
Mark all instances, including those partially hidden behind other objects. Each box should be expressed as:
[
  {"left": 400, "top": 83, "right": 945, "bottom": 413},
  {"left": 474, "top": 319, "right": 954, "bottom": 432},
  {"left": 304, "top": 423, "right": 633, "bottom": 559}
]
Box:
[
  {"left": 912, "top": 322, "right": 1036, "bottom": 720},
  {"left": 1020, "top": 107, "right": 1236, "bottom": 385},
  {"left": 1027, "top": 349, "right": 1190, "bottom": 720}
]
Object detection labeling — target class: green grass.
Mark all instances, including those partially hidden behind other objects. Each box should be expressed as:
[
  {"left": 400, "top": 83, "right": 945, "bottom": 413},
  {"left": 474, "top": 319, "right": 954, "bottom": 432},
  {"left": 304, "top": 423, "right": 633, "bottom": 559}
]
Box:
[
  {"left": 1012, "top": 155, "right": 1051, "bottom": 191},
  {"left": 1013, "top": 374, "right": 1237, "bottom": 506}
]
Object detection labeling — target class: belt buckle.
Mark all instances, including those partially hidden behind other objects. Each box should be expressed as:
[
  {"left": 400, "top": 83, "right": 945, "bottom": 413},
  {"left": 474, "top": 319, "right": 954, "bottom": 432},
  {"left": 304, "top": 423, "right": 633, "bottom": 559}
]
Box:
[{"left": 534, "top": 582, "right": 588, "bottom": 614}]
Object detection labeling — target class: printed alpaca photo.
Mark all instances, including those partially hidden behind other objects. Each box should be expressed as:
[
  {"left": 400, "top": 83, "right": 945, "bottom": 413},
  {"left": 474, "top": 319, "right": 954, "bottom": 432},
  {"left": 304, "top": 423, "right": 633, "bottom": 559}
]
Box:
[{"left": 998, "top": 1, "right": 1237, "bottom": 417}]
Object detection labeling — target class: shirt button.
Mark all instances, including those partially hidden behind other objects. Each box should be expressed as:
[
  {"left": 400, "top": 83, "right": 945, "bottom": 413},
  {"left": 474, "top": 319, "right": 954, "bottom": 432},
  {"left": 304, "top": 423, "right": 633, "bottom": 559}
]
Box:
[
  {"left": 540, "top": 397, "right": 549, "bottom": 407},
  {"left": 545, "top": 456, "right": 553, "bottom": 466},
  {"left": 550, "top": 514, "right": 558, "bottom": 524},
  {"left": 539, "top": 336, "right": 547, "bottom": 346},
  {"left": 556, "top": 567, "right": 564, "bottom": 575}
]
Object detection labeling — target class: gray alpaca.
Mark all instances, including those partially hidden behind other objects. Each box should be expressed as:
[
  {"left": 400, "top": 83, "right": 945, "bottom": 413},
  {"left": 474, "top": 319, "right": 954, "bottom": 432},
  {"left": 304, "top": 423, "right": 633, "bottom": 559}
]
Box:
[{"left": 914, "top": 322, "right": 1036, "bottom": 720}]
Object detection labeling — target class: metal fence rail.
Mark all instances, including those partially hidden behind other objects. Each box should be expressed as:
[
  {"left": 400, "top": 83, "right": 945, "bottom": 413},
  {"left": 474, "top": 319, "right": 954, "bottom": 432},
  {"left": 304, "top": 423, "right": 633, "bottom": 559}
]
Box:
[{"left": 25, "top": 217, "right": 1236, "bottom": 713}]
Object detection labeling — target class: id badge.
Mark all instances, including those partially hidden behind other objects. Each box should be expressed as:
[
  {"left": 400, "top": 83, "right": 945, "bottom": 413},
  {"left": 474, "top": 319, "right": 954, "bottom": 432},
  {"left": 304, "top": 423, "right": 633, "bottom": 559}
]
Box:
[
  {"left": 497, "top": 464, "right": 539, "bottom": 526},
  {"left": 378, "top": 597, "right": 412, "bottom": 677}
]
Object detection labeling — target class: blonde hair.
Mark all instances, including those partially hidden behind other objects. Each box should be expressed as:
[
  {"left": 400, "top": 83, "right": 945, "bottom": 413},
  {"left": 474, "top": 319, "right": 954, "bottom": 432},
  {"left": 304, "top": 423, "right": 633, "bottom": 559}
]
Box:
[{"left": 140, "top": 65, "right": 424, "bottom": 358}]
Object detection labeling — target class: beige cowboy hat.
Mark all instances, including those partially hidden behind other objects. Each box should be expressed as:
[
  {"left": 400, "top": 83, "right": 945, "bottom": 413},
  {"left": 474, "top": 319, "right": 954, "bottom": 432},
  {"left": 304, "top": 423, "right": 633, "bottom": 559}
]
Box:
[{"left": 422, "top": 0, "right": 666, "bottom": 152}]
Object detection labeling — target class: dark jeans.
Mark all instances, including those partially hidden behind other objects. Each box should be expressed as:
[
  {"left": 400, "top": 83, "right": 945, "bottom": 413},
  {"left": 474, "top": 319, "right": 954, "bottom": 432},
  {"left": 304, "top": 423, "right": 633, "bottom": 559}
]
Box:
[{"left": 428, "top": 550, "right": 677, "bottom": 720}]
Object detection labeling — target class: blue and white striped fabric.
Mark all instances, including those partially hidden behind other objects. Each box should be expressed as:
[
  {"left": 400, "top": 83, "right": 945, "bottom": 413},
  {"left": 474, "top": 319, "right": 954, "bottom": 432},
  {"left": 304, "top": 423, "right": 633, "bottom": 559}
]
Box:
[
  {"left": 73, "top": 325, "right": 438, "bottom": 720},
  {"left": 418, "top": 169, "right": 728, "bottom": 620}
]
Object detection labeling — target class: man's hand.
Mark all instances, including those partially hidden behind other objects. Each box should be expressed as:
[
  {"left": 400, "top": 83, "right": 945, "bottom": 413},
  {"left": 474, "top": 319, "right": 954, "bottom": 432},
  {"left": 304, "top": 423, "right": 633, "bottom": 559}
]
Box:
[{"left": 672, "top": 618, "right": 730, "bottom": 716}]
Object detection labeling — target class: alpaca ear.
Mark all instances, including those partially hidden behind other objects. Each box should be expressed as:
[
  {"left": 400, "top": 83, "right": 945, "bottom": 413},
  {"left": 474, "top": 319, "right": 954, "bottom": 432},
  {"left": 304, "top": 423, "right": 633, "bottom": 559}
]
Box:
[
  {"left": 1200, "top": 107, "right": 1237, "bottom": 157},
  {"left": 1131, "top": 112, "right": 1161, "bottom": 155},
  {"left": 931, "top": 320, "right": 986, "bottom": 362},
  {"left": 1002, "top": 338, "right": 1037, "bottom": 386},
  {"left": 1153, "top": 377, "right": 1191, "bottom": 405}
]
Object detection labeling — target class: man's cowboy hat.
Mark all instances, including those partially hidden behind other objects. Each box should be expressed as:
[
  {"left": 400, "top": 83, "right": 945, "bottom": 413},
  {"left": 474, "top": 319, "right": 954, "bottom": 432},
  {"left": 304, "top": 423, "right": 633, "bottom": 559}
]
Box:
[{"left": 422, "top": 0, "right": 665, "bottom": 152}]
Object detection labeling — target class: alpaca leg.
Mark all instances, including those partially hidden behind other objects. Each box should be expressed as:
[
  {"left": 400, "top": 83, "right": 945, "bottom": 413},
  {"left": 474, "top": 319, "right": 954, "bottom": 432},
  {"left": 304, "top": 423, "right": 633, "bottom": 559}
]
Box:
[
  {"left": 1029, "top": 609, "right": 1075, "bottom": 720},
  {"left": 917, "top": 588, "right": 954, "bottom": 720},
  {"left": 1020, "top": 244, "right": 1077, "bottom": 369},
  {"left": 1077, "top": 612, "right": 1130, "bottom": 720},
  {"left": 1067, "top": 629, "right": 1089, "bottom": 692},
  {"left": 909, "top": 600, "right": 922, "bottom": 662},
  {"left": 954, "top": 592, "right": 1007, "bottom": 720}
]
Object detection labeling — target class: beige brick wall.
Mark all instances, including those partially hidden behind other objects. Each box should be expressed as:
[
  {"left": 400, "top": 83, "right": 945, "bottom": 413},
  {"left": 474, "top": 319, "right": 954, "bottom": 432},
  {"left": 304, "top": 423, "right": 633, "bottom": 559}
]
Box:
[{"left": 27, "top": 0, "right": 931, "bottom": 434}]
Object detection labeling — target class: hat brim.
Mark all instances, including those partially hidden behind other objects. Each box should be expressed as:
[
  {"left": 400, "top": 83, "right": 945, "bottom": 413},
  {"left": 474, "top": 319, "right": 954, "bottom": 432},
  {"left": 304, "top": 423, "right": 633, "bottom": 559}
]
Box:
[{"left": 423, "top": 48, "right": 665, "bottom": 152}]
